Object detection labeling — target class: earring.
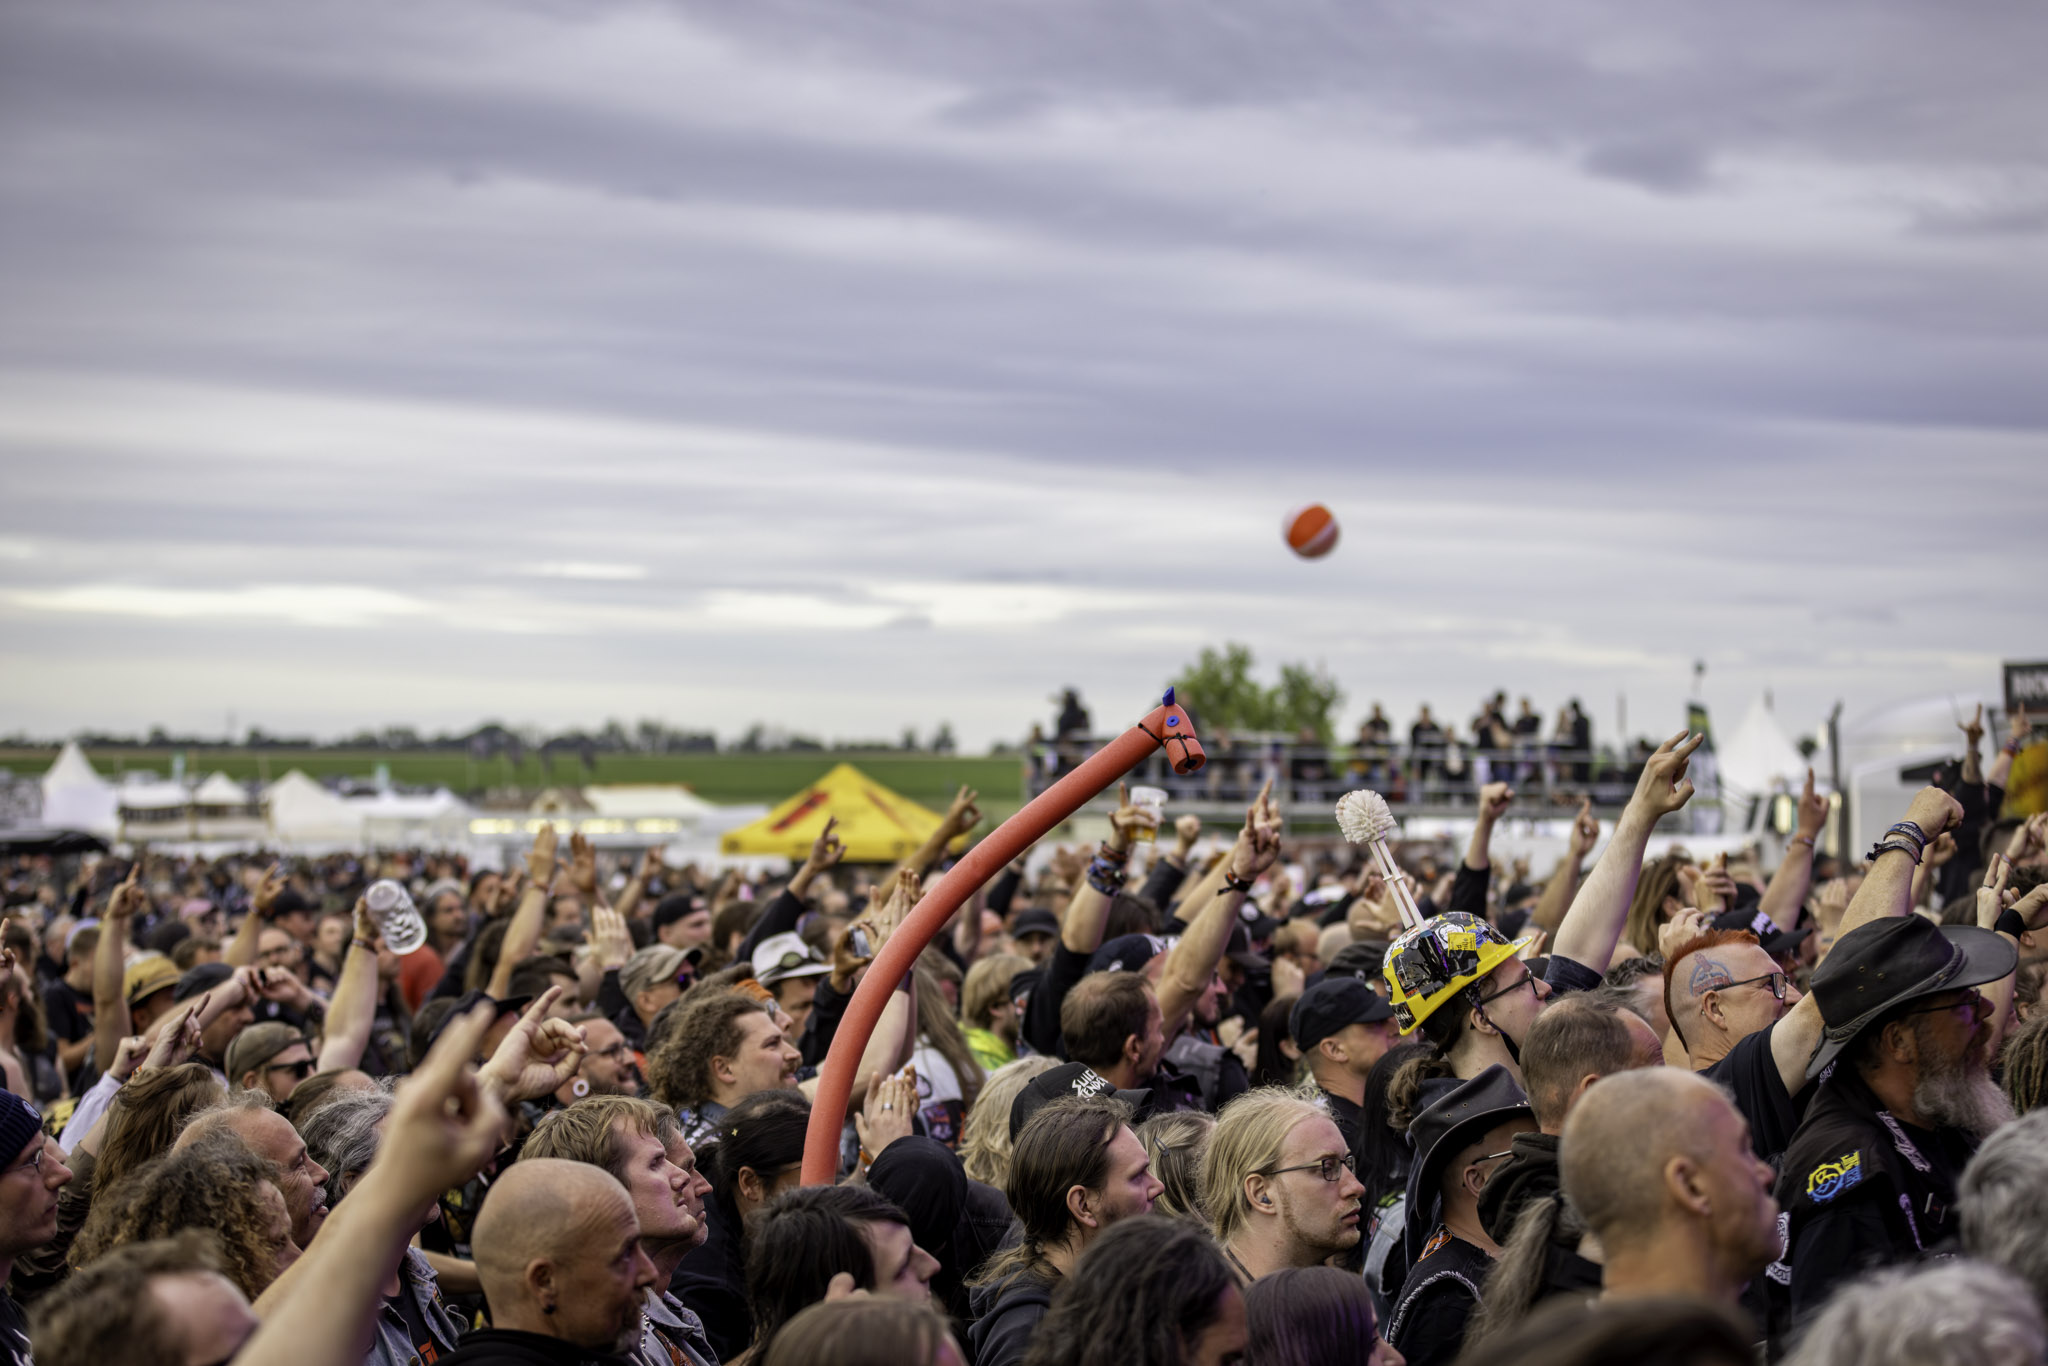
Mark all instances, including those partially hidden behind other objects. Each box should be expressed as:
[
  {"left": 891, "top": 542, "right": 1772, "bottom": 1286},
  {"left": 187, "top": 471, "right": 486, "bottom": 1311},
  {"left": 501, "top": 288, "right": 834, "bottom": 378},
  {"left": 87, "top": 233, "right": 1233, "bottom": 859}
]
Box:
[
  {"left": 571, "top": 1078, "right": 590, "bottom": 1099},
  {"left": 542, "top": 1302, "right": 556, "bottom": 1315}
]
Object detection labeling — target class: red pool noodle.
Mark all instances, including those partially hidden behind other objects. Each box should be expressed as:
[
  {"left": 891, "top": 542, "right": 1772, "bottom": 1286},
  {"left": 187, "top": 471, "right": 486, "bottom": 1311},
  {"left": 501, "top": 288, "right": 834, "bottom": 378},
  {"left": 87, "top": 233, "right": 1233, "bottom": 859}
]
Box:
[{"left": 799, "top": 689, "right": 1206, "bottom": 1184}]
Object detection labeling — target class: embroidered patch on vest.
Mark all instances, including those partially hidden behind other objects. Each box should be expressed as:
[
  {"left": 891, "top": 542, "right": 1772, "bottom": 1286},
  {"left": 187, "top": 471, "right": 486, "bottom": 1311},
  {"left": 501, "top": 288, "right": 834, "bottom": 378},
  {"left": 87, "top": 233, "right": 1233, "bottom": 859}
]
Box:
[
  {"left": 1806, "top": 1151, "right": 1865, "bottom": 1202},
  {"left": 1421, "top": 1225, "right": 1453, "bottom": 1259}
]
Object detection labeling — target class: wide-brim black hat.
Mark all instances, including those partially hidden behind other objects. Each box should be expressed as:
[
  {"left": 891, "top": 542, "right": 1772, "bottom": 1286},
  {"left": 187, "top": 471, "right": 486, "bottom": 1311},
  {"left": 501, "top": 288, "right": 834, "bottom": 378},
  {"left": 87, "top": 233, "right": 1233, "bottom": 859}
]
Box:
[
  {"left": 1806, "top": 917, "right": 2016, "bottom": 1080},
  {"left": 1401, "top": 1064, "right": 1533, "bottom": 1268}
]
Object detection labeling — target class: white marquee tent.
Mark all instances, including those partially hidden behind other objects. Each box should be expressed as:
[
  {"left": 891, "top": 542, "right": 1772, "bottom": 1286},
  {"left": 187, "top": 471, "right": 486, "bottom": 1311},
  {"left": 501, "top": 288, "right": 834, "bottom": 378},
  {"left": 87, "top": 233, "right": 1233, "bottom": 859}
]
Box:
[
  {"left": 264, "top": 771, "right": 365, "bottom": 847},
  {"left": 39, "top": 741, "right": 117, "bottom": 835}
]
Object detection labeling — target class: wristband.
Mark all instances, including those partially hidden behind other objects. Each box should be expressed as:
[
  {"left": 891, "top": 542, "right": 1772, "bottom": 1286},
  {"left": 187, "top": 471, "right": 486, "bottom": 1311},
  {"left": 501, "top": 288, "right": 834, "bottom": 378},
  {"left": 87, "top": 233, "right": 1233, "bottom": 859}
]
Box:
[
  {"left": 1787, "top": 836, "right": 1815, "bottom": 851},
  {"left": 1868, "top": 839, "right": 1921, "bottom": 865},
  {"left": 1096, "top": 841, "right": 1131, "bottom": 867},
  {"left": 1222, "top": 870, "right": 1255, "bottom": 895},
  {"left": 351, "top": 938, "right": 375, "bottom": 951},
  {"left": 1087, "top": 861, "right": 1127, "bottom": 897},
  {"left": 1886, "top": 822, "right": 1929, "bottom": 853},
  {"left": 1997, "top": 907, "right": 2029, "bottom": 940},
  {"left": 2005, "top": 739, "right": 2024, "bottom": 757}
]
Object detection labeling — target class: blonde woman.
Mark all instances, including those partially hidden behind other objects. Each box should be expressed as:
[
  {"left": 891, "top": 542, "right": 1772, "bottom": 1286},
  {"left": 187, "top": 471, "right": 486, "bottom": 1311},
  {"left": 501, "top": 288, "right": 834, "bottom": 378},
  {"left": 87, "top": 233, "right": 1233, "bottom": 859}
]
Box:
[{"left": 960, "top": 1056, "right": 1056, "bottom": 1188}]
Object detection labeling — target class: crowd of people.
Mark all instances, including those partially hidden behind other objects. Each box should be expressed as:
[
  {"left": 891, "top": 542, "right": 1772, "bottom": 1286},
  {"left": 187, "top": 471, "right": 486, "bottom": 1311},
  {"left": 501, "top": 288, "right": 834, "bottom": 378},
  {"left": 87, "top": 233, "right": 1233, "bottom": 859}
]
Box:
[{"left": 1, "top": 704, "right": 2044, "bottom": 1366}]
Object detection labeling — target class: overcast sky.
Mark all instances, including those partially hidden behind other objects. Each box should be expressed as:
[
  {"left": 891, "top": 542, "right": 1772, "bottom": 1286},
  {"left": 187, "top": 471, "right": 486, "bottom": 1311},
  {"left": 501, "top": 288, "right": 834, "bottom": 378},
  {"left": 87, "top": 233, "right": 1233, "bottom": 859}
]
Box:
[{"left": 2, "top": 0, "right": 2043, "bottom": 753}]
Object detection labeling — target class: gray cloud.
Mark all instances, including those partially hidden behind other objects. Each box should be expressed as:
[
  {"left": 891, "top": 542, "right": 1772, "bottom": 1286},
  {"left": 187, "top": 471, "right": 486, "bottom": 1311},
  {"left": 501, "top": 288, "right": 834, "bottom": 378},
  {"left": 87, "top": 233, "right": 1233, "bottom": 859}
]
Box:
[{"left": 0, "top": 0, "right": 2042, "bottom": 749}]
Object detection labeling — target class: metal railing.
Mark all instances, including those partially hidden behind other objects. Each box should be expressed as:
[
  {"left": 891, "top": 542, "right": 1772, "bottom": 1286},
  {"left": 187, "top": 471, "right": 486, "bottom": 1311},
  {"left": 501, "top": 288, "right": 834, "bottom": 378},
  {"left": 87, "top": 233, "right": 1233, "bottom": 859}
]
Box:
[{"left": 1025, "top": 736, "right": 1643, "bottom": 825}]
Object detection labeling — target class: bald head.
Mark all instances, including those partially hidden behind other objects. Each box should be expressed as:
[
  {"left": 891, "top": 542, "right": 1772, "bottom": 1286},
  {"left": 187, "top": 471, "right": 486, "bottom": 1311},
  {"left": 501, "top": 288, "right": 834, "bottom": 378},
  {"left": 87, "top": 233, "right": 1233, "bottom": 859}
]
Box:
[
  {"left": 474, "top": 1159, "right": 656, "bottom": 1350},
  {"left": 474, "top": 1159, "right": 631, "bottom": 1291},
  {"left": 1561, "top": 1070, "right": 1736, "bottom": 1246}
]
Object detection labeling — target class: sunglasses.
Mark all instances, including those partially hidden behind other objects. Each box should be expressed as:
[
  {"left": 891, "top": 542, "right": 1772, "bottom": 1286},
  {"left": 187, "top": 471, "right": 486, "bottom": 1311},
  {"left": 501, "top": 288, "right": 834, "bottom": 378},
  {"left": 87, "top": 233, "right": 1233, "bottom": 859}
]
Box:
[
  {"left": 266, "top": 1058, "right": 316, "bottom": 1081},
  {"left": 1264, "top": 1153, "right": 1356, "bottom": 1184}
]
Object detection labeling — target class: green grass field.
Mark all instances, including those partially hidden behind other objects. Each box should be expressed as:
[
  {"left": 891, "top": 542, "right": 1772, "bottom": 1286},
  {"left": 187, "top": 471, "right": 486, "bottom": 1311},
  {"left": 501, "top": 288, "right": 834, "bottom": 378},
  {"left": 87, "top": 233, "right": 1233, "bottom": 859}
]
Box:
[{"left": 0, "top": 748, "right": 1028, "bottom": 819}]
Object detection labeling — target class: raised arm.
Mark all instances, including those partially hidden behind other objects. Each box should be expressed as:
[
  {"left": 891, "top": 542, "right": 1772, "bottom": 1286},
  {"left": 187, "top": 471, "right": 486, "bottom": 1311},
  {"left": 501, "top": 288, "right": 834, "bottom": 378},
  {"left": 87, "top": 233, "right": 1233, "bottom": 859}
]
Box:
[
  {"left": 1551, "top": 731, "right": 1703, "bottom": 971},
  {"left": 225, "top": 864, "right": 283, "bottom": 970},
  {"left": 1959, "top": 705, "right": 1986, "bottom": 786},
  {"left": 487, "top": 824, "right": 558, "bottom": 1000},
  {"left": 1158, "top": 795, "right": 1279, "bottom": 1039},
  {"left": 90, "top": 866, "right": 141, "bottom": 1077},
  {"left": 316, "top": 900, "right": 379, "bottom": 1073},
  {"left": 1061, "top": 784, "right": 1151, "bottom": 955},
  {"left": 1991, "top": 706, "right": 2030, "bottom": 790},
  {"left": 889, "top": 786, "right": 982, "bottom": 884},
  {"left": 1754, "top": 770, "right": 1827, "bottom": 932},
  {"left": 1531, "top": 799, "right": 1599, "bottom": 938},
  {"left": 613, "top": 845, "right": 664, "bottom": 922},
  {"left": 1766, "top": 786, "right": 1966, "bottom": 1094}
]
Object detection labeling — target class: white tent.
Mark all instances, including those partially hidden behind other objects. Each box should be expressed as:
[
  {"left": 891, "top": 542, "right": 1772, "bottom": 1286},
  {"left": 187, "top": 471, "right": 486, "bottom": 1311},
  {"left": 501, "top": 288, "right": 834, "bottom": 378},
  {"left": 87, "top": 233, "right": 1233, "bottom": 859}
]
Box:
[
  {"left": 264, "top": 771, "right": 364, "bottom": 847},
  {"left": 352, "top": 789, "right": 474, "bottom": 848},
  {"left": 581, "top": 785, "right": 718, "bottom": 825},
  {"left": 39, "top": 741, "right": 117, "bottom": 834},
  {"left": 192, "top": 773, "right": 252, "bottom": 807},
  {"left": 1719, "top": 697, "right": 1812, "bottom": 798}
]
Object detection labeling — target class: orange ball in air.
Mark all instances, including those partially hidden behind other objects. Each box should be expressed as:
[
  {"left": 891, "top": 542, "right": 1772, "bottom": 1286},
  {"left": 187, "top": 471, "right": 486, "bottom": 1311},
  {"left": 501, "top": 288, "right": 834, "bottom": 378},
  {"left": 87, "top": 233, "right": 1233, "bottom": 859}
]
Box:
[{"left": 1283, "top": 504, "right": 1340, "bottom": 559}]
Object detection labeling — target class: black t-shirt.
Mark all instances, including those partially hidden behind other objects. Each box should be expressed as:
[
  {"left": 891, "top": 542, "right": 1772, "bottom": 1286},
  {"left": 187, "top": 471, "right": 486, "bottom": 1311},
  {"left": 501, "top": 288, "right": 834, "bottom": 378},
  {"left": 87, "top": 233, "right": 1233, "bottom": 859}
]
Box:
[
  {"left": 1321, "top": 1087, "right": 1366, "bottom": 1174},
  {"left": 1700, "top": 1020, "right": 1809, "bottom": 1169},
  {"left": 671, "top": 1199, "right": 751, "bottom": 1363},
  {"left": 0, "top": 1289, "right": 31, "bottom": 1366},
  {"left": 1021, "top": 942, "right": 1091, "bottom": 1059},
  {"left": 42, "top": 979, "right": 91, "bottom": 1044}
]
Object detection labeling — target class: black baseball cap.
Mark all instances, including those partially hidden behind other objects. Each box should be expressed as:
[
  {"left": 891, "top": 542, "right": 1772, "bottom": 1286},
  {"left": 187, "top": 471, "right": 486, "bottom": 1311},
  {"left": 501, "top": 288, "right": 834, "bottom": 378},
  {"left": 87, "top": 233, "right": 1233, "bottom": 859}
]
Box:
[
  {"left": 1289, "top": 977, "right": 1394, "bottom": 1051},
  {"left": 1089, "top": 933, "right": 1170, "bottom": 975},
  {"left": 1009, "top": 908, "right": 1060, "bottom": 941},
  {"left": 1225, "top": 922, "right": 1270, "bottom": 972},
  {"left": 1709, "top": 907, "right": 1814, "bottom": 963},
  {"left": 1805, "top": 916, "right": 2015, "bottom": 1080},
  {"left": 1328, "top": 940, "right": 1390, "bottom": 982},
  {"left": 651, "top": 894, "right": 703, "bottom": 931},
  {"left": 174, "top": 961, "right": 235, "bottom": 1003},
  {"left": 1008, "top": 1062, "right": 1153, "bottom": 1140}
]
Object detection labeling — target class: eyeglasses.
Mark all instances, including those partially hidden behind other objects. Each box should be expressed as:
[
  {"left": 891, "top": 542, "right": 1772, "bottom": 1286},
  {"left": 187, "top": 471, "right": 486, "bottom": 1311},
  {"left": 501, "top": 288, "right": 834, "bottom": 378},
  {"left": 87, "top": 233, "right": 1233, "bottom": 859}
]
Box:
[
  {"left": 1719, "top": 971, "right": 1788, "bottom": 1002},
  {"left": 1472, "top": 970, "right": 1539, "bottom": 1008},
  {"left": 266, "top": 1058, "right": 316, "bottom": 1081},
  {"left": 593, "top": 1042, "right": 632, "bottom": 1061},
  {"left": 4, "top": 1141, "right": 47, "bottom": 1178},
  {"left": 1264, "top": 1153, "right": 1356, "bottom": 1184}
]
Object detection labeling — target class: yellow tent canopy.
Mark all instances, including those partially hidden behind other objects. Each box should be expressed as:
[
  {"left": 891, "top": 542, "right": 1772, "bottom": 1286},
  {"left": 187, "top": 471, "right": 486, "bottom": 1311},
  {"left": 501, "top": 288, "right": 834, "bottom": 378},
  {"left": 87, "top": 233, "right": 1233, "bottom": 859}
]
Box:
[{"left": 719, "top": 763, "right": 963, "bottom": 862}]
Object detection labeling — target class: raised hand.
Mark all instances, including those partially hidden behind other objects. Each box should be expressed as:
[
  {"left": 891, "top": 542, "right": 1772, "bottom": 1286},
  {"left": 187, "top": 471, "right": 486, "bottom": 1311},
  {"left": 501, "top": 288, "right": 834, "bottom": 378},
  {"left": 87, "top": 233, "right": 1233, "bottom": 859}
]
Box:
[
  {"left": 140, "top": 1009, "right": 202, "bottom": 1073},
  {"left": 1477, "top": 782, "right": 1514, "bottom": 822},
  {"left": 526, "top": 823, "right": 560, "bottom": 888},
  {"left": 1658, "top": 906, "right": 1712, "bottom": 959},
  {"left": 854, "top": 1071, "right": 918, "bottom": 1158},
  {"left": 1811, "top": 877, "right": 1852, "bottom": 930},
  {"left": 1979, "top": 855, "right": 2016, "bottom": 932},
  {"left": 804, "top": 816, "right": 847, "bottom": 876},
  {"left": 635, "top": 845, "right": 667, "bottom": 884},
  {"left": 1174, "top": 813, "right": 1202, "bottom": 854},
  {"left": 567, "top": 832, "right": 598, "bottom": 897},
  {"left": 479, "top": 986, "right": 587, "bottom": 1103},
  {"left": 1271, "top": 955, "right": 1306, "bottom": 1000},
  {"left": 944, "top": 786, "right": 983, "bottom": 838},
  {"left": 1107, "top": 782, "right": 1155, "bottom": 849},
  {"left": 1903, "top": 785, "right": 1966, "bottom": 841},
  {"left": 1961, "top": 704, "right": 1985, "bottom": 748},
  {"left": 866, "top": 868, "right": 921, "bottom": 948},
  {"left": 1693, "top": 853, "right": 1736, "bottom": 914},
  {"left": 1631, "top": 731, "right": 1705, "bottom": 819},
  {"left": 1229, "top": 787, "right": 1284, "bottom": 883},
  {"left": 2006, "top": 812, "right": 2047, "bottom": 864},
  {"left": 1796, "top": 768, "right": 1829, "bottom": 840},
  {"left": 252, "top": 863, "right": 286, "bottom": 918},
  {"left": 1570, "top": 797, "right": 1601, "bottom": 859},
  {"left": 590, "top": 902, "right": 634, "bottom": 971}
]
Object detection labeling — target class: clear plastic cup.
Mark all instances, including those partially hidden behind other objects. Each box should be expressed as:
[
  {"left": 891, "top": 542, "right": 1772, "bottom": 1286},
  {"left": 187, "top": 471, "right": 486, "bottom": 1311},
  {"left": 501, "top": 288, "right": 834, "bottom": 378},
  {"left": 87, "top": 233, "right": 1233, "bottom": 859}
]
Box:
[
  {"left": 364, "top": 879, "right": 428, "bottom": 955},
  {"left": 1129, "top": 786, "right": 1167, "bottom": 842}
]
